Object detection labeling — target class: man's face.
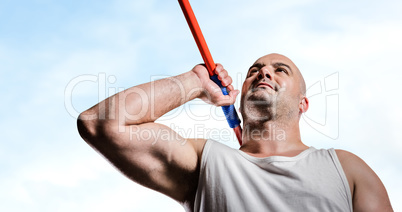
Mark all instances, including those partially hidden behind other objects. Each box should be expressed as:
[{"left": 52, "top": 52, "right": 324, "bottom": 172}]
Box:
[{"left": 240, "top": 53, "right": 305, "bottom": 122}]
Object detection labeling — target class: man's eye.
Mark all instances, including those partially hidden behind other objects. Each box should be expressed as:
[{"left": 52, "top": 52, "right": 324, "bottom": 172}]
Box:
[
  {"left": 276, "top": 68, "right": 288, "bottom": 74},
  {"left": 248, "top": 69, "right": 258, "bottom": 77}
]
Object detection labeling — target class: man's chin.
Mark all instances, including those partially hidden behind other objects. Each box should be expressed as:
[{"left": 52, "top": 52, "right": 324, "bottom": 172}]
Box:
[
  {"left": 246, "top": 89, "right": 275, "bottom": 102},
  {"left": 241, "top": 102, "right": 276, "bottom": 122}
]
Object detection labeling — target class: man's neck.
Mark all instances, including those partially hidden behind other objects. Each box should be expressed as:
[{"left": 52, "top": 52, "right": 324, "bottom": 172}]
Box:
[{"left": 239, "top": 120, "right": 308, "bottom": 157}]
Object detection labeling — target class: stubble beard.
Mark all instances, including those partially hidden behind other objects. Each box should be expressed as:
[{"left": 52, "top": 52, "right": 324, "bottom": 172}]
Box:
[
  {"left": 241, "top": 88, "right": 298, "bottom": 125},
  {"left": 241, "top": 88, "right": 279, "bottom": 124}
]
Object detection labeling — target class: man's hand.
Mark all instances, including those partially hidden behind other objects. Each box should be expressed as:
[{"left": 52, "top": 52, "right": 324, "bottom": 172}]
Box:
[{"left": 192, "top": 64, "right": 240, "bottom": 106}]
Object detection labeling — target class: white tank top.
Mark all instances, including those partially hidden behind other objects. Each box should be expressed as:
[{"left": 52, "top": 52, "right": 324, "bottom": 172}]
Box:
[{"left": 194, "top": 139, "right": 353, "bottom": 212}]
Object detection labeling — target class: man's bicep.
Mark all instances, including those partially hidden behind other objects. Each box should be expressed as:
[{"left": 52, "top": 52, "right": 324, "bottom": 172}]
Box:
[{"left": 98, "top": 123, "right": 203, "bottom": 202}]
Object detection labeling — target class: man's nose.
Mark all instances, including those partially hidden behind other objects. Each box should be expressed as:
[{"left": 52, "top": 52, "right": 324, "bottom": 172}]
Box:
[{"left": 257, "top": 67, "right": 272, "bottom": 80}]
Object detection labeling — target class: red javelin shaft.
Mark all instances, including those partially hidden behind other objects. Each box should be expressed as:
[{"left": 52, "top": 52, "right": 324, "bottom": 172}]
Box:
[{"left": 178, "top": 0, "right": 243, "bottom": 145}]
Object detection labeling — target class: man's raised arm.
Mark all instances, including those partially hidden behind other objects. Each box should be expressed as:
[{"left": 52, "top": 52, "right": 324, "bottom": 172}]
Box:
[{"left": 76, "top": 64, "right": 238, "bottom": 205}]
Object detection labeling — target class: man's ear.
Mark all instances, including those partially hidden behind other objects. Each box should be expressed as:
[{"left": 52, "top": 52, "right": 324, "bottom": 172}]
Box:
[{"left": 299, "top": 96, "right": 309, "bottom": 113}]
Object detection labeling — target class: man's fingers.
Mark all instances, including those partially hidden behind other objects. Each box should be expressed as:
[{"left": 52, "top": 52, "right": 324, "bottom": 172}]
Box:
[
  {"left": 202, "top": 63, "right": 238, "bottom": 106},
  {"left": 214, "top": 63, "right": 224, "bottom": 74},
  {"left": 215, "top": 64, "right": 228, "bottom": 79},
  {"left": 215, "top": 89, "right": 239, "bottom": 106},
  {"left": 217, "top": 70, "right": 228, "bottom": 79},
  {"left": 229, "top": 89, "right": 240, "bottom": 101},
  {"left": 221, "top": 75, "right": 232, "bottom": 87},
  {"left": 226, "top": 89, "right": 240, "bottom": 105},
  {"left": 214, "top": 64, "right": 234, "bottom": 87},
  {"left": 227, "top": 84, "right": 234, "bottom": 92}
]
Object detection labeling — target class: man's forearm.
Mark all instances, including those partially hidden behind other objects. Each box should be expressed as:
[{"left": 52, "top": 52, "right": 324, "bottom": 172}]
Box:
[{"left": 80, "top": 70, "right": 203, "bottom": 126}]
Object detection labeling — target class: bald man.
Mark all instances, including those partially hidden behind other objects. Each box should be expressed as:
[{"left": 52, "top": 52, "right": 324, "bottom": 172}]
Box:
[{"left": 77, "top": 54, "right": 393, "bottom": 211}]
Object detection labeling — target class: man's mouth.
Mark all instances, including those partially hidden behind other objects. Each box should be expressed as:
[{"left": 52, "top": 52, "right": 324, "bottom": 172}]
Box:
[{"left": 255, "top": 82, "right": 274, "bottom": 90}]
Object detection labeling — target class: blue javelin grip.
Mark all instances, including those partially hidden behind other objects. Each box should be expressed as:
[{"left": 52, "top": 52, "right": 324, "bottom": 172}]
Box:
[{"left": 210, "top": 75, "right": 241, "bottom": 128}]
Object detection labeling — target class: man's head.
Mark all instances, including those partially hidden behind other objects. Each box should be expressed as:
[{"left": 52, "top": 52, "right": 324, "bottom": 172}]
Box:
[{"left": 240, "top": 53, "right": 308, "bottom": 124}]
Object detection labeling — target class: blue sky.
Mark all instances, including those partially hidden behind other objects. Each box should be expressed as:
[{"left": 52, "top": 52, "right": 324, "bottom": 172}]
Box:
[{"left": 1, "top": 0, "right": 402, "bottom": 211}]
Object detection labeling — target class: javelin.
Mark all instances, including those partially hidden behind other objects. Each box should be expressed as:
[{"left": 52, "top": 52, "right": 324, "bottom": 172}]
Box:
[{"left": 178, "top": 0, "right": 243, "bottom": 145}]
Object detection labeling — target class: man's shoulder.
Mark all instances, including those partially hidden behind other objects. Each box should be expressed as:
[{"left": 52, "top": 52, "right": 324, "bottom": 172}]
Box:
[
  {"left": 334, "top": 149, "right": 382, "bottom": 180},
  {"left": 334, "top": 150, "right": 393, "bottom": 211},
  {"left": 333, "top": 149, "right": 364, "bottom": 196},
  {"left": 334, "top": 149, "right": 380, "bottom": 197},
  {"left": 334, "top": 149, "right": 368, "bottom": 177},
  {"left": 334, "top": 149, "right": 367, "bottom": 169},
  {"left": 335, "top": 149, "right": 359, "bottom": 161}
]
